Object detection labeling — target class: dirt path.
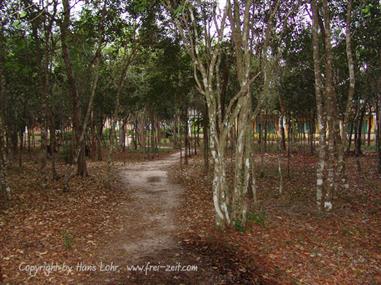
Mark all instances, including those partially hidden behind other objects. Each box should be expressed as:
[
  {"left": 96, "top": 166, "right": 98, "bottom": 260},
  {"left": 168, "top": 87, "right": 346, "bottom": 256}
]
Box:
[
  {"left": 83, "top": 152, "right": 255, "bottom": 285},
  {"left": 83, "top": 152, "right": 259, "bottom": 285},
  {"left": 109, "top": 152, "right": 183, "bottom": 262}
]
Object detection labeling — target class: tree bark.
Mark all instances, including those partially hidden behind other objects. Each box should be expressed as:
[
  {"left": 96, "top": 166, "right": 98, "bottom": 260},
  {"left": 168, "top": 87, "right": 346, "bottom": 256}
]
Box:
[
  {"left": 60, "top": 0, "right": 87, "bottom": 177},
  {"left": 377, "top": 92, "right": 381, "bottom": 173},
  {"left": 202, "top": 108, "right": 209, "bottom": 173},
  {"left": 311, "top": 0, "right": 327, "bottom": 210},
  {"left": 367, "top": 108, "right": 372, "bottom": 146},
  {"left": 0, "top": 15, "right": 10, "bottom": 207},
  {"left": 337, "top": 0, "right": 355, "bottom": 190},
  {"left": 61, "top": 0, "right": 106, "bottom": 191}
]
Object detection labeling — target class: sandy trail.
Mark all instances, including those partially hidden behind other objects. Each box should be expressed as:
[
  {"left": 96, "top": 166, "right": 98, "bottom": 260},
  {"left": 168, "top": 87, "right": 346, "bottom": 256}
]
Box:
[
  {"left": 84, "top": 153, "right": 217, "bottom": 284},
  {"left": 85, "top": 152, "right": 254, "bottom": 285},
  {"left": 111, "top": 152, "right": 182, "bottom": 261}
]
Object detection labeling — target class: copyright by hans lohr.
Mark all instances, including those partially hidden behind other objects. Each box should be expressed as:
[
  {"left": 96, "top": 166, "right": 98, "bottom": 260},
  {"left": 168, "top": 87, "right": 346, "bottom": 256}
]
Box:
[{"left": 18, "top": 261, "right": 119, "bottom": 276}]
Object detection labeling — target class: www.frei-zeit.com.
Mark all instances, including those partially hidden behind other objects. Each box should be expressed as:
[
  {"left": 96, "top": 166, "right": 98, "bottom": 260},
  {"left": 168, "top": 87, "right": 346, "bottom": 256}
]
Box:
[{"left": 18, "top": 262, "right": 198, "bottom": 276}]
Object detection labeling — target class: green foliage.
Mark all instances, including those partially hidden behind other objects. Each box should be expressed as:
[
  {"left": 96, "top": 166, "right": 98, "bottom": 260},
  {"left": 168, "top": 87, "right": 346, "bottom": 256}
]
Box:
[
  {"left": 61, "top": 144, "right": 73, "bottom": 164},
  {"left": 63, "top": 131, "right": 73, "bottom": 142},
  {"left": 103, "top": 128, "right": 111, "bottom": 143},
  {"left": 233, "top": 220, "right": 246, "bottom": 233},
  {"left": 62, "top": 231, "right": 74, "bottom": 250},
  {"left": 247, "top": 211, "right": 266, "bottom": 227}
]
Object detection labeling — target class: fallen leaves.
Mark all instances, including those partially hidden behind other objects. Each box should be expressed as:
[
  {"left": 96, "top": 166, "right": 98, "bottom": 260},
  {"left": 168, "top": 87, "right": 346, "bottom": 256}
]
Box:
[
  {"left": 0, "top": 160, "right": 130, "bottom": 284},
  {"left": 170, "top": 153, "right": 381, "bottom": 285}
]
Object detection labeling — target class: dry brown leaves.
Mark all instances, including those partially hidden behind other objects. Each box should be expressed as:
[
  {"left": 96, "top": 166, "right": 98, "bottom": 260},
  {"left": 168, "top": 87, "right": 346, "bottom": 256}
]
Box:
[
  {"left": 0, "top": 160, "right": 129, "bottom": 284},
  {"left": 169, "top": 153, "right": 381, "bottom": 285}
]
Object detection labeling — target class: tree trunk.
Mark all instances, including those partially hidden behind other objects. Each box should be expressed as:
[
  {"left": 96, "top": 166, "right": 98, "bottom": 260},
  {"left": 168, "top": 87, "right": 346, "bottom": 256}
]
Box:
[
  {"left": 119, "top": 120, "right": 126, "bottom": 152},
  {"left": 336, "top": 0, "right": 355, "bottom": 191},
  {"left": 18, "top": 129, "right": 23, "bottom": 168},
  {"left": 355, "top": 106, "right": 365, "bottom": 156},
  {"left": 377, "top": 92, "right": 381, "bottom": 173},
  {"left": 61, "top": 0, "right": 87, "bottom": 177},
  {"left": 280, "top": 115, "right": 286, "bottom": 151},
  {"left": 96, "top": 120, "right": 103, "bottom": 161},
  {"left": 232, "top": 96, "right": 251, "bottom": 225},
  {"left": 0, "top": 117, "right": 9, "bottom": 206},
  {"left": 264, "top": 114, "right": 268, "bottom": 152},
  {"left": 347, "top": 120, "right": 354, "bottom": 152},
  {"left": 309, "top": 117, "right": 315, "bottom": 154},
  {"left": 286, "top": 116, "right": 291, "bottom": 178},
  {"left": 209, "top": 116, "right": 230, "bottom": 227},
  {"left": 203, "top": 109, "right": 209, "bottom": 173},
  {"left": 0, "top": 19, "right": 10, "bottom": 207},
  {"left": 50, "top": 122, "right": 58, "bottom": 180},
  {"left": 61, "top": 0, "right": 106, "bottom": 190},
  {"left": 311, "top": 0, "right": 327, "bottom": 210},
  {"left": 184, "top": 110, "right": 189, "bottom": 165},
  {"left": 322, "top": 0, "right": 341, "bottom": 209},
  {"left": 367, "top": 108, "right": 372, "bottom": 146}
]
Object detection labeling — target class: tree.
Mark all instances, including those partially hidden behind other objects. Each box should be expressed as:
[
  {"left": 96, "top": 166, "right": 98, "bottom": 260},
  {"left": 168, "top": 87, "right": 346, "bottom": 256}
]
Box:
[
  {"left": 164, "top": 0, "right": 282, "bottom": 227},
  {"left": 0, "top": 3, "right": 10, "bottom": 207},
  {"left": 60, "top": 0, "right": 88, "bottom": 177}
]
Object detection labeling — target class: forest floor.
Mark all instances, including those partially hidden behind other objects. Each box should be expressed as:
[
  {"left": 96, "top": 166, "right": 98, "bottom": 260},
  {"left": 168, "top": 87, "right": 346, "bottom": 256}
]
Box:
[
  {"left": 1, "top": 150, "right": 380, "bottom": 284},
  {"left": 170, "top": 151, "right": 381, "bottom": 285},
  {"left": 84, "top": 152, "right": 256, "bottom": 284},
  {"left": 0, "top": 151, "right": 257, "bottom": 284}
]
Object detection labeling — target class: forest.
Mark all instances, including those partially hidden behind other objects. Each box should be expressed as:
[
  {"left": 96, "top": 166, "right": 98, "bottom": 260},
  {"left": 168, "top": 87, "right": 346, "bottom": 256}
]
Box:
[{"left": 0, "top": 0, "right": 380, "bottom": 284}]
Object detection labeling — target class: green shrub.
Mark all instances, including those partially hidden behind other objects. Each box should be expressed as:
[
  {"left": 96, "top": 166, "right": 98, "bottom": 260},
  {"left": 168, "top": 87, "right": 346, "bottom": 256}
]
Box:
[
  {"left": 247, "top": 210, "right": 266, "bottom": 227},
  {"left": 103, "top": 128, "right": 110, "bottom": 139},
  {"left": 63, "top": 131, "right": 73, "bottom": 141},
  {"left": 62, "top": 231, "right": 74, "bottom": 250},
  {"left": 234, "top": 220, "right": 246, "bottom": 233},
  {"left": 61, "top": 144, "right": 73, "bottom": 164}
]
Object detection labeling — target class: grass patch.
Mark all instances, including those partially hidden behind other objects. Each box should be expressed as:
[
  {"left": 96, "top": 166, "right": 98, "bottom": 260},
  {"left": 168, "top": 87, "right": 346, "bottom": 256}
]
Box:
[
  {"left": 62, "top": 230, "right": 74, "bottom": 250},
  {"left": 247, "top": 210, "right": 267, "bottom": 227}
]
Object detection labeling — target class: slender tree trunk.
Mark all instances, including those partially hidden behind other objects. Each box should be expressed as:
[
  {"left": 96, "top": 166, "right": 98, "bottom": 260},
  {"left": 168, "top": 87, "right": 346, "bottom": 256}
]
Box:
[
  {"left": 31, "top": 11, "right": 49, "bottom": 184},
  {"left": 367, "top": 108, "right": 372, "bottom": 146},
  {"left": 286, "top": 117, "right": 291, "bottom": 178},
  {"left": 264, "top": 113, "right": 268, "bottom": 152},
  {"left": 355, "top": 106, "right": 365, "bottom": 157},
  {"left": 277, "top": 134, "right": 283, "bottom": 195},
  {"left": 184, "top": 109, "right": 189, "bottom": 165},
  {"left": 322, "top": 0, "right": 341, "bottom": 209},
  {"left": 309, "top": 117, "right": 315, "bottom": 154},
  {"left": 194, "top": 112, "right": 199, "bottom": 155},
  {"left": 337, "top": 0, "right": 355, "bottom": 190},
  {"left": 61, "top": 0, "right": 87, "bottom": 177},
  {"left": 61, "top": 0, "right": 106, "bottom": 190},
  {"left": 378, "top": 53, "right": 381, "bottom": 173},
  {"left": 232, "top": 96, "right": 251, "bottom": 225},
  {"left": 311, "top": 0, "right": 327, "bottom": 210},
  {"left": 107, "top": 39, "right": 138, "bottom": 175},
  {"left": 18, "top": 130, "right": 23, "bottom": 168},
  {"left": 90, "top": 111, "right": 96, "bottom": 159},
  {"left": 27, "top": 126, "right": 32, "bottom": 154},
  {"left": 347, "top": 120, "right": 354, "bottom": 152},
  {"left": 50, "top": 122, "right": 58, "bottom": 180},
  {"left": 151, "top": 116, "right": 155, "bottom": 159},
  {"left": 96, "top": 120, "right": 103, "bottom": 160},
  {"left": 119, "top": 120, "right": 126, "bottom": 152},
  {"left": 377, "top": 92, "right": 381, "bottom": 173},
  {"left": 209, "top": 116, "right": 230, "bottom": 227},
  {"left": 0, "top": 18, "right": 10, "bottom": 207},
  {"left": 280, "top": 115, "right": 286, "bottom": 151},
  {"left": 0, "top": 118, "right": 9, "bottom": 207},
  {"left": 203, "top": 109, "right": 209, "bottom": 173}
]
